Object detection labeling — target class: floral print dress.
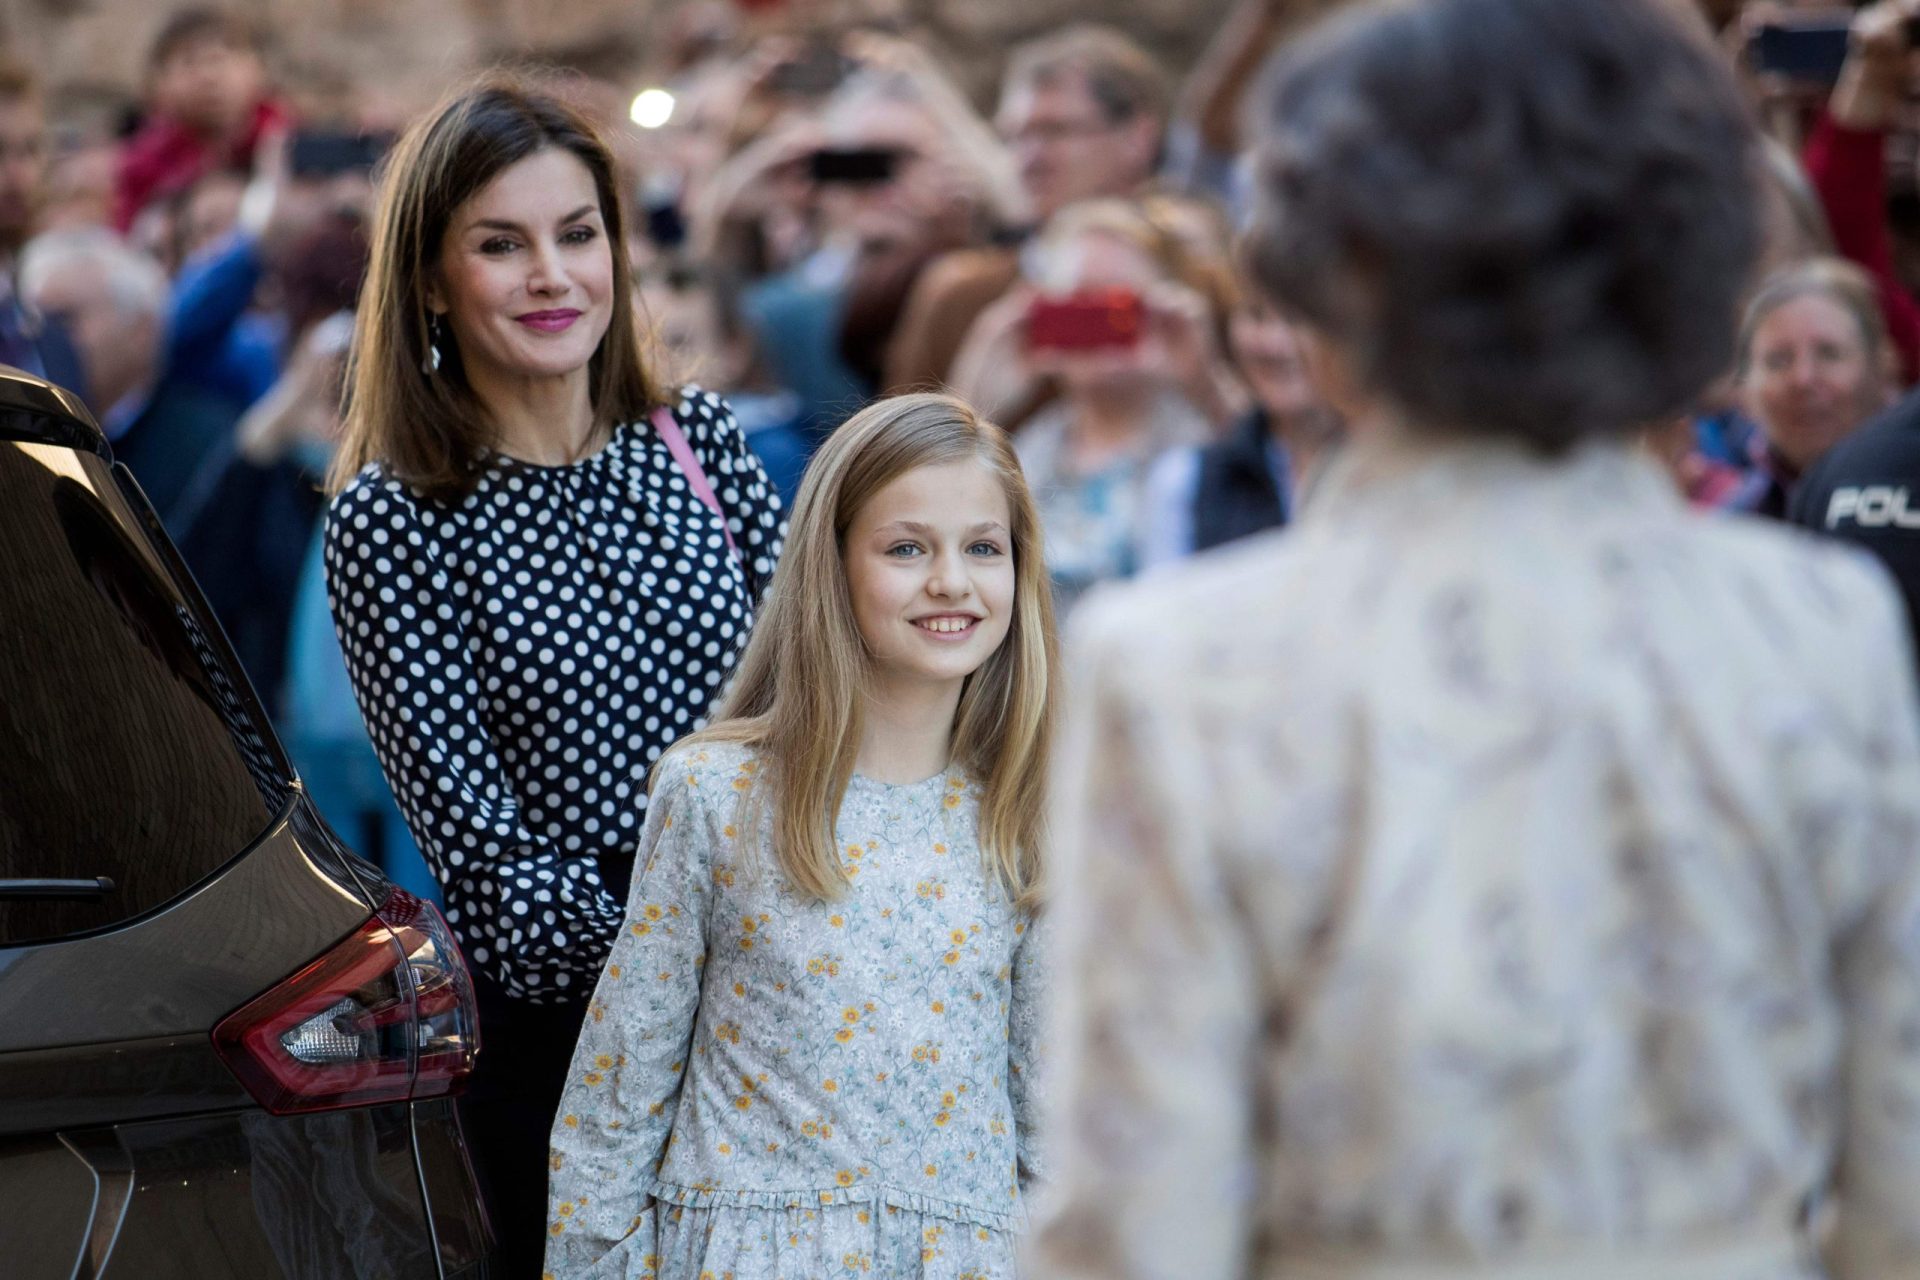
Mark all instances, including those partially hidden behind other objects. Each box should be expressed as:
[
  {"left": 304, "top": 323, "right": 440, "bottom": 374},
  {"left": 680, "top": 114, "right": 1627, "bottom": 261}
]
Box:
[{"left": 546, "top": 742, "right": 1045, "bottom": 1280}]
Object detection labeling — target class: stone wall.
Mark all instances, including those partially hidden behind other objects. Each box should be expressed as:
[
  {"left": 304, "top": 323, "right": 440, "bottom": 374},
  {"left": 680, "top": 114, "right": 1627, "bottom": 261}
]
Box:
[{"left": 0, "top": 0, "right": 1328, "bottom": 119}]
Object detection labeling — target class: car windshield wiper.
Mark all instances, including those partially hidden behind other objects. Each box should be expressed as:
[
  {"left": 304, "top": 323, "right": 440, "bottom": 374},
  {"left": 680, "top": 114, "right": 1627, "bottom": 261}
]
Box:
[{"left": 0, "top": 877, "right": 116, "bottom": 900}]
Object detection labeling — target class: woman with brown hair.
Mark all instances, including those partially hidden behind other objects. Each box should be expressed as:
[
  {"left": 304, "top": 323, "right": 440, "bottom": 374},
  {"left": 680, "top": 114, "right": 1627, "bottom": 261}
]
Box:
[
  {"left": 959, "top": 196, "right": 1243, "bottom": 617},
  {"left": 322, "top": 78, "right": 782, "bottom": 1271}
]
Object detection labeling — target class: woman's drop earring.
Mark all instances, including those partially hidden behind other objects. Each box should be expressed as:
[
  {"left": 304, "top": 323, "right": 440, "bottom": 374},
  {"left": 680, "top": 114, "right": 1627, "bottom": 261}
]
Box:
[{"left": 423, "top": 313, "right": 444, "bottom": 376}]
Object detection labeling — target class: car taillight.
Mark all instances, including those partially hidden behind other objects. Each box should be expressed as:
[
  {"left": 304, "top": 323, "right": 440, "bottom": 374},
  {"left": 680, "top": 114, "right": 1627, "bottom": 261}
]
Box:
[{"left": 212, "top": 887, "right": 481, "bottom": 1114}]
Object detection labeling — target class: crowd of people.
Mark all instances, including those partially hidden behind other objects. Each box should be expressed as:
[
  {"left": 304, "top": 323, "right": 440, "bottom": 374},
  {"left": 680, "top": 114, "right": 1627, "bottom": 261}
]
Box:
[{"left": 8, "top": 0, "right": 1920, "bottom": 1275}]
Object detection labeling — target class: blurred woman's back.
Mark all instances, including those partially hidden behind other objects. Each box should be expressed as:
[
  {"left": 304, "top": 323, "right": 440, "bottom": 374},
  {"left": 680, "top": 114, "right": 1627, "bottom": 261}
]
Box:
[{"left": 1030, "top": 2, "right": 1920, "bottom": 1277}]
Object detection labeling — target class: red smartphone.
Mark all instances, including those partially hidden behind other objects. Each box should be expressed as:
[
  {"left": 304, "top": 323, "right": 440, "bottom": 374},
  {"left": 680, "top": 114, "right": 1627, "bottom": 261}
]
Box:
[{"left": 1025, "top": 289, "right": 1146, "bottom": 352}]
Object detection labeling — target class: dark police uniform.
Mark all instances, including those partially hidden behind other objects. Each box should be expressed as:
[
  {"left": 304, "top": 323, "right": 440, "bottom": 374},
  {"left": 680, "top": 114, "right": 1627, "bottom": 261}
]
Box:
[{"left": 1790, "top": 390, "right": 1920, "bottom": 675}]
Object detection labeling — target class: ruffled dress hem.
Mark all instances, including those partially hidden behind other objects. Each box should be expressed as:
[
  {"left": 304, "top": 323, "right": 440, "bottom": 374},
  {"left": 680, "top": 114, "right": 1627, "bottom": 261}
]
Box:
[{"left": 649, "top": 1177, "right": 1026, "bottom": 1234}]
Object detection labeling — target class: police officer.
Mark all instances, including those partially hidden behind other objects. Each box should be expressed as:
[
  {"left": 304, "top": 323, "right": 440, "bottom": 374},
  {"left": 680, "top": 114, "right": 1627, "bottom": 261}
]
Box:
[{"left": 1791, "top": 390, "right": 1920, "bottom": 674}]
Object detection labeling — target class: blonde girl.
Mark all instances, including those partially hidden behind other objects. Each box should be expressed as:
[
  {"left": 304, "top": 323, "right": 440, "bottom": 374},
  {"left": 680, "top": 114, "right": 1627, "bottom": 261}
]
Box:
[{"left": 546, "top": 392, "right": 1057, "bottom": 1280}]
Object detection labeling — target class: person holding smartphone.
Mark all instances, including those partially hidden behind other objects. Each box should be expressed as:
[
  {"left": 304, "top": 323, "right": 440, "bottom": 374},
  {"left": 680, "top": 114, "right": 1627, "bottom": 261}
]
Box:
[
  {"left": 1003, "top": 197, "right": 1237, "bottom": 616},
  {"left": 1797, "top": 0, "right": 1920, "bottom": 386}
]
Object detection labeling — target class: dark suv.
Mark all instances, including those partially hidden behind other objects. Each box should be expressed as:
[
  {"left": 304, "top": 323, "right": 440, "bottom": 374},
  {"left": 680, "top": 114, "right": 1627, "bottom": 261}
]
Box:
[{"left": 0, "top": 368, "right": 492, "bottom": 1278}]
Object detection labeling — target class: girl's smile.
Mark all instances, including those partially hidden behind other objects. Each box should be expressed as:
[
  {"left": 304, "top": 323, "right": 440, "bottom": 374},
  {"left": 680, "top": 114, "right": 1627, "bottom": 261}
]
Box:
[{"left": 912, "top": 612, "right": 983, "bottom": 638}]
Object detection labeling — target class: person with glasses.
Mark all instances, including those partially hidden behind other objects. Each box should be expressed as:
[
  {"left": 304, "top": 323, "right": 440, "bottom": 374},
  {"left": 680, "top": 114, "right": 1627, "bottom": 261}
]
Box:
[{"left": 884, "top": 24, "right": 1170, "bottom": 410}]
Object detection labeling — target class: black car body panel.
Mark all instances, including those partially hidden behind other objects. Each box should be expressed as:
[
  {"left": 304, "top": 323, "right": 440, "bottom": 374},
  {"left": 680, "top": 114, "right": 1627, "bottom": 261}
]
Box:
[
  {"left": 0, "top": 364, "right": 492, "bottom": 1276},
  {"left": 0, "top": 803, "right": 375, "bottom": 1067}
]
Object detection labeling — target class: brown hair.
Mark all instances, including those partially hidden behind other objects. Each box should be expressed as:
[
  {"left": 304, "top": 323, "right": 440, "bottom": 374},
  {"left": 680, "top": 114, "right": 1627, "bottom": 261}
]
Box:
[
  {"left": 147, "top": 8, "right": 261, "bottom": 73},
  {"left": 672, "top": 393, "right": 1057, "bottom": 911},
  {"left": 1737, "top": 256, "right": 1890, "bottom": 379},
  {"left": 1247, "top": 0, "right": 1761, "bottom": 449},
  {"left": 0, "top": 57, "right": 39, "bottom": 104},
  {"left": 1004, "top": 23, "right": 1171, "bottom": 127},
  {"left": 328, "top": 77, "right": 661, "bottom": 502}
]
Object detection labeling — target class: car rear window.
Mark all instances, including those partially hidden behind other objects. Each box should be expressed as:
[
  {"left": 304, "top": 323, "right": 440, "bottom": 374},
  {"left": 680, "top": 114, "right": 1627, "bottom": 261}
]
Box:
[{"left": 0, "top": 440, "right": 293, "bottom": 945}]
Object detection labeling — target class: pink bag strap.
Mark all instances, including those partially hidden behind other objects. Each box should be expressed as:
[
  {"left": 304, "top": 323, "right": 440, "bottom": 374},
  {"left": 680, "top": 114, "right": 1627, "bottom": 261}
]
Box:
[{"left": 651, "top": 405, "right": 739, "bottom": 560}]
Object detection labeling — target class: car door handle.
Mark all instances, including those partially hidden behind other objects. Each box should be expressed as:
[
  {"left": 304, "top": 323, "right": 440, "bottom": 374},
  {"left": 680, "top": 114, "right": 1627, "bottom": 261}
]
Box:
[{"left": 0, "top": 877, "right": 116, "bottom": 899}]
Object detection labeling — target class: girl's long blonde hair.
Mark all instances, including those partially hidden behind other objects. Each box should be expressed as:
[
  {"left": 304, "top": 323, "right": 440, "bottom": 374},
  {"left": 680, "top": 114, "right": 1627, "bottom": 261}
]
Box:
[{"left": 672, "top": 393, "right": 1056, "bottom": 911}]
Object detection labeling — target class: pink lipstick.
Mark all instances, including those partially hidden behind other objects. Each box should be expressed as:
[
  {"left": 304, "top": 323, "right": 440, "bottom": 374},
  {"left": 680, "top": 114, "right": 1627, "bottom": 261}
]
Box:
[{"left": 516, "top": 309, "right": 582, "bottom": 333}]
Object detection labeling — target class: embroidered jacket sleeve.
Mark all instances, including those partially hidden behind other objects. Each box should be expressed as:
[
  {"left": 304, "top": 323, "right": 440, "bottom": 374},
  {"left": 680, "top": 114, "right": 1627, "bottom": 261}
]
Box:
[
  {"left": 1027, "top": 598, "right": 1265, "bottom": 1280},
  {"left": 1822, "top": 559, "right": 1920, "bottom": 1279}
]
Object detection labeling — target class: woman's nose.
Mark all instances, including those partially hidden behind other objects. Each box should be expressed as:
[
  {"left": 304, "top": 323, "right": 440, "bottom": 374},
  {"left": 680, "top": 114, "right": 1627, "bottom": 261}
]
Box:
[
  {"left": 1787, "top": 351, "right": 1822, "bottom": 392},
  {"left": 525, "top": 239, "right": 566, "bottom": 294}
]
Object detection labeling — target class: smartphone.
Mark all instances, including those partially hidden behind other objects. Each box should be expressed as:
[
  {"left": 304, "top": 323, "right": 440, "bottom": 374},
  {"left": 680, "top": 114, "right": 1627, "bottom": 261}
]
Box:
[
  {"left": 1747, "top": 8, "right": 1882, "bottom": 84},
  {"left": 808, "top": 147, "right": 900, "bottom": 185},
  {"left": 288, "top": 130, "right": 390, "bottom": 178},
  {"left": 1025, "top": 289, "right": 1146, "bottom": 353}
]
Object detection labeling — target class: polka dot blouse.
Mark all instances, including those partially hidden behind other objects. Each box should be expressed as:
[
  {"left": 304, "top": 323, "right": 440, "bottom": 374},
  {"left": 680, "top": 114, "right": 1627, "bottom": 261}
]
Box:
[{"left": 323, "top": 388, "right": 784, "bottom": 1004}]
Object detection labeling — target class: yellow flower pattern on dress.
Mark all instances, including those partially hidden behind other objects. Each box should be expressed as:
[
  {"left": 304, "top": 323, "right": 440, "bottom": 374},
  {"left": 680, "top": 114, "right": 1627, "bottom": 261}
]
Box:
[{"left": 545, "top": 742, "right": 1043, "bottom": 1279}]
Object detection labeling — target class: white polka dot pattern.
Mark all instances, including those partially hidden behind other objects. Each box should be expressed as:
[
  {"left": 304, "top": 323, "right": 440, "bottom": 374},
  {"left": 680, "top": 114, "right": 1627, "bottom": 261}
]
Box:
[{"left": 323, "top": 387, "right": 784, "bottom": 1003}]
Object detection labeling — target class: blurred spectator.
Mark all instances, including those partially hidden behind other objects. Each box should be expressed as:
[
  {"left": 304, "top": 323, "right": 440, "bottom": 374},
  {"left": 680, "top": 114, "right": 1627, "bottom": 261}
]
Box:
[
  {"left": 19, "top": 225, "right": 238, "bottom": 526},
  {"left": 884, "top": 24, "right": 1169, "bottom": 399},
  {"left": 162, "top": 165, "right": 246, "bottom": 274},
  {"left": 0, "top": 60, "right": 86, "bottom": 396},
  {"left": 0, "top": 63, "right": 46, "bottom": 263},
  {"left": 1791, "top": 386, "right": 1920, "bottom": 678},
  {"left": 952, "top": 190, "right": 1244, "bottom": 430},
  {"left": 996, "top": 26, "right": 1163, "bottom": 233},
  {"left": 172, "top": 210, "right": 368, "bottom": 709},
  {"left": 164, "top": 127, "right": 377, "bottom": 410},
  {"left": 1169, "top": 0, "right": 1349, "bottom": 207},
  {"left": 1137, "top": 297, "right": 1341, "bottom": 566},
  {"left": 1728, "top": 257, "right": 1896, "bottom": 517},
  {"left": 999, "top": 198, "right": 1236, "bottom": 614},
  {"left": 1676, "top": 131, "right": 1836, "bottom": 484},
  {"left": 1799, "top": 0, "right": 1920, "bottom": 385},
  {"left": 1642, "top": 412, "right": 1749, "bottom": 508},
  {"left": 37, "top": 84, "right": 129, "bottom": 235},
  {"left": 116, "top": 8, "right": 293, "bottom": 234},
  {"left": 237, "top": 301, "right": 438, "bottom": 907},
  {"left": 733, "top": 45, "right": 1023, "bottom": 434},
  {"left": 639, "top": 256, "right": 811, "bottom": 505}
]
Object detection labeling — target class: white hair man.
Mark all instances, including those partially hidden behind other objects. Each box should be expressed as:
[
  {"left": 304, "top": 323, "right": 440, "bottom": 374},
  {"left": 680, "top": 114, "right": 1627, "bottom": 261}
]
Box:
[{"left": 21, "top": 224, "right": 238, "bottom": 527}]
